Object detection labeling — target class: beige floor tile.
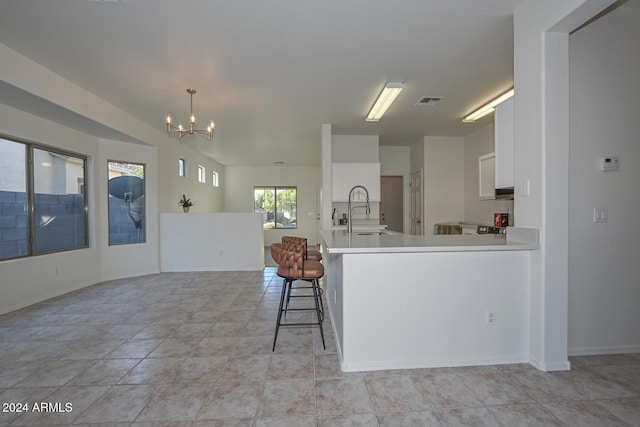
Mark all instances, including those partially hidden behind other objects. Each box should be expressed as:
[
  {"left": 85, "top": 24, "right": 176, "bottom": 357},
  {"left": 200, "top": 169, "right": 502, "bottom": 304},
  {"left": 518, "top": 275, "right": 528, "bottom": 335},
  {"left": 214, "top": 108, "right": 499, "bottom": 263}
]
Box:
[
  {"left": 412, "top": 370, "right": 482, "bottom": 409},
  {"left": 1, "top": 270, "right": 638, "bottom": 426},
  {"left": 0, "top": 360, "right": 51, "bottom": 388},
  {"left": 106, "top": 339, "right": 163, "bottom": 359},
  {"left": 117, "top": 357, "right": 183, "bottom": 384},
  {"left": 69, "top": 358, "right": 140, "bottom": 385},
  {"left": 217, "top": 355, "right": 271, "bottom": 383},
  {"left": 317, "top": 413, "right": 380, "bottom": 426},
  {"left": 504, "top": 368, "right": 584, "bottom": 402},
  {"left": 486, "top": 402, "right": 565, "bottom": 426},
  {"left": 314, "top": 353, "right": 361, "bottom": 379},
  {"left": 197, "top": 382, "right": 262, "bottom": 419},
  {"left": 9, "top": 385, "right": 108, "bottom": 426},
  {"left": 455, "top": 366, "right": 535, "bottom": 405},
  {"left": 595, "top": 397, "right": 640, "bottom": 426},
  {"left": 267, "top": 353, "right": 314, "bottom": 380},
  {"left": 74, "top": 384, "right": 159, "bottom": 423},
  {"left": 376, "top": 411, "right": 441, "bottom": 427},
  {"left": 136, "top": 382, "right": 211, "bottom": 422},
  {"left": 587, "top": 363, "right": 640, "bottom": 394},
  {"left": 433, "top": 406, "right": 503, "bottom": 427},
  {"left": 365, "top": 375, "right": 431, "bottom": 414},
  {"left": 542, "top": 399, "right": 631, "bottom": 426},
  {"left": 16, "top": 359, "right": 94, "bottom": 387},
  {"left": 0, "top": 386, "right": 57, "bottom": 426},
  {"left": 173, "top": 355, "right": 229, "bottom": 383},
  {"left": 257, "top": 379, "right": 316, "bottom": 417},
  {"left": 315, "top": 377, "right": 373, "bottom": 416}
]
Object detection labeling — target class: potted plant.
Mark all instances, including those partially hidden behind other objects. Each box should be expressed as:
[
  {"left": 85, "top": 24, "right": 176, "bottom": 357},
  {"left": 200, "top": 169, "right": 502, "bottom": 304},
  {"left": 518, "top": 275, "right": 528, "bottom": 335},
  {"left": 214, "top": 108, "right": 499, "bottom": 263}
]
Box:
[{"left": 179, "top": 194, "right": 193, "bottom": 213}]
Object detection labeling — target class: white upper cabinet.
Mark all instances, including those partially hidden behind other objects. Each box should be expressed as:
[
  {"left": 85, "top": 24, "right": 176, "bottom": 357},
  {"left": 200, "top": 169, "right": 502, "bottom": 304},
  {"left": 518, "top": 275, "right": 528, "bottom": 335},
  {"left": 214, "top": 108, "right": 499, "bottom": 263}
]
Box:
[
  {"left": 494, "top": 96, "right": 514, "bottom": 189},
  {"left": 332, "top": 163, "right": 381, "bottom": 202}
]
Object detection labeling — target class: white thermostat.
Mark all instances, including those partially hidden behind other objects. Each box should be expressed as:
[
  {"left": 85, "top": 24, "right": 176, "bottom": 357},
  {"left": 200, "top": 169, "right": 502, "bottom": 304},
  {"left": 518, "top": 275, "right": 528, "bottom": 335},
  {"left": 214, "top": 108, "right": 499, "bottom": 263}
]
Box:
[{"left": 599, "top": 156, "right": 619, "bottom": 171}]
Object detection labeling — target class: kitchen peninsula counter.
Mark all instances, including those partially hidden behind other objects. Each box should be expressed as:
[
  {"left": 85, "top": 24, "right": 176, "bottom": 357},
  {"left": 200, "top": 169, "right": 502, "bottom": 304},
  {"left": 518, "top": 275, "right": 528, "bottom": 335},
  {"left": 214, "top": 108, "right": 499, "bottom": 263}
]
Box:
[
  {"left": 323, "top": 227, "right": 538, "bottom": 254},
  {"left": 321, "top": 227, "right": 538, "bottom": 372}
]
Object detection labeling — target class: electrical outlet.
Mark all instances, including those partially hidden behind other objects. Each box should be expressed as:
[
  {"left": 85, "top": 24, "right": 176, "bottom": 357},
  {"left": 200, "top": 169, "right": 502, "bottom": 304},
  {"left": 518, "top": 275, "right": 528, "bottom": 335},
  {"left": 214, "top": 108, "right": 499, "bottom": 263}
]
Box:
[
  {"left": 593, "top": 208, "right": 608, "bottom": 223},
  {"left": 485, "top": 311, "right": 496, "bottom": 326}
]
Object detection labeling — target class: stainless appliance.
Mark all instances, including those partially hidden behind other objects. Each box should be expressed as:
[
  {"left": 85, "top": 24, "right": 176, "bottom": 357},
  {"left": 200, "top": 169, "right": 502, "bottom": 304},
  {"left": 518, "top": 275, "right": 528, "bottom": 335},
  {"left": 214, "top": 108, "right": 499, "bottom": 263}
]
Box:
[
  {"left": 495, "top": 187, "right": 514, "bottom": 200},
  {"left": 477, "top": 225, "right": 506, "bottom": 234}
]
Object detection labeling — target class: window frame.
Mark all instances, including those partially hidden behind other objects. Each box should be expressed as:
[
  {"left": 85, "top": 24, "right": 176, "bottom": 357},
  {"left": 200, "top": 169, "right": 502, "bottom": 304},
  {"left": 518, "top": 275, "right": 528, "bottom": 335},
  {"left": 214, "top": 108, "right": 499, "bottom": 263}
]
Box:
[
  {"left": 253, "top": 186, "right": 298, "bottom": 230},
  {"left": 198, "top": 165, "right": 206, "bottom": 183},
  {"left": 107, "top": 160, "right": 146, "bottom": 246},
  {"left": 0, "top": 135, "right": 89, "bottom": 261},
  {"left": 178, "top": 158, "right": 186, "bottom": 177},
  {"left": 212, "top": 170, "right": 219, "bottom": 187}
]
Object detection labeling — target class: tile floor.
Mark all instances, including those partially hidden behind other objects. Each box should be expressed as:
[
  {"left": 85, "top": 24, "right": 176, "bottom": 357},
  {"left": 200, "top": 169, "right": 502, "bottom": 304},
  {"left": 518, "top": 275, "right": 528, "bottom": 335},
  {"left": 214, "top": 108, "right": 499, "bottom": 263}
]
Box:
[{"left": 0, "top": 268, "right": 639, "bottom": 426}]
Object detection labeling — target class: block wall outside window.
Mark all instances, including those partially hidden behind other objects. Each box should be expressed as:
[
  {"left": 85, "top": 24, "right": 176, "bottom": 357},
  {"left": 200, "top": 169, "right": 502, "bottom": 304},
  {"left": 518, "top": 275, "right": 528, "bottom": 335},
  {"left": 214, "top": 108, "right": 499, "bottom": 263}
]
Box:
[
  {"left": 108, "top": 161, "right": 145, "bottom": 245},
  {"left": 0, "top": 137, "right": 88, "bottom": 260}
]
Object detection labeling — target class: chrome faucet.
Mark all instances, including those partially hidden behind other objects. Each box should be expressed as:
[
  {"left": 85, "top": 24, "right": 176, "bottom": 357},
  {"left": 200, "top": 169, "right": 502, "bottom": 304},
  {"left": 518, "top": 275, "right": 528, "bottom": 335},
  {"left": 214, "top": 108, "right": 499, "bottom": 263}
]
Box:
[{"left": 347, "top": 185, "right": 371, "bottom": 233}]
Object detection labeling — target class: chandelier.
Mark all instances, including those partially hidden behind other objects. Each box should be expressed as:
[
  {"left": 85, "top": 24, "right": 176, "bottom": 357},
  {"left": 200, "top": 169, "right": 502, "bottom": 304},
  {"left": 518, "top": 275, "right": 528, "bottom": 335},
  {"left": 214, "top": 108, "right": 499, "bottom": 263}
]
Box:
[{"left": 166, "top": 89, "right": 215, "bottom": 141}]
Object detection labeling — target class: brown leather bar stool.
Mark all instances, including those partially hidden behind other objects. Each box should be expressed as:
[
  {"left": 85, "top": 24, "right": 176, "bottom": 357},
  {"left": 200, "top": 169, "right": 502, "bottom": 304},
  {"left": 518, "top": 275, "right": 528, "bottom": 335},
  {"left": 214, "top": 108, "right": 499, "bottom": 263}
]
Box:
[
  {"left": 270, "top": 242, "right": 325, "bottom": 351},
  {"left": 281, "top": 236, "right": 322, "bottom": 261},
  {"left": 279, "top": 240, "right": 324, "bottom": 315}
]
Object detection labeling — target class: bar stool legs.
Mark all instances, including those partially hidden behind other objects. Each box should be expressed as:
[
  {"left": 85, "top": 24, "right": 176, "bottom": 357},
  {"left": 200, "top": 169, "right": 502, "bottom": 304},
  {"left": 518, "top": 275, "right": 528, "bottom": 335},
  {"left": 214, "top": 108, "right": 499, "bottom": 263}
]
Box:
[{"left": 272, "top": 277, "right": 326, "bottom": 351}]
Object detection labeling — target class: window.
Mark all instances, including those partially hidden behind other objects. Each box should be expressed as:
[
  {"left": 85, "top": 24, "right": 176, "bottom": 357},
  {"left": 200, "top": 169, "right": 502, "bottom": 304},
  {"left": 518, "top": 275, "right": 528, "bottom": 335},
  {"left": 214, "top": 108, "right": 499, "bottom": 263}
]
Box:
[
  {"left": 212, "top": 170, "right": 219, "bottom": 187},
  {"left": 108, "top": 161, "right": 145, "bottom": 245},
  {"left": 198, "top": 165, "right": 206, "bottom": 183},
  {"left": 178, "top": 158, "right": 186, "bottom": 177},
  {"left": 254, "top": 187, "right": 297, "bottom": 229},
  {"left": 0, "top": 137, "right": 88, "bottom": 260}
]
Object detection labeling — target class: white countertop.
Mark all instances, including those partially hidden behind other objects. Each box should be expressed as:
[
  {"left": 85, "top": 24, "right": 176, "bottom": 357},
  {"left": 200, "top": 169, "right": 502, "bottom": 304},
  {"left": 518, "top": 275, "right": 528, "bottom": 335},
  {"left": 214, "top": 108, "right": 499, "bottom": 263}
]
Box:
[{"left": 322, "top": 227, "right": 539, "bottom": 254}]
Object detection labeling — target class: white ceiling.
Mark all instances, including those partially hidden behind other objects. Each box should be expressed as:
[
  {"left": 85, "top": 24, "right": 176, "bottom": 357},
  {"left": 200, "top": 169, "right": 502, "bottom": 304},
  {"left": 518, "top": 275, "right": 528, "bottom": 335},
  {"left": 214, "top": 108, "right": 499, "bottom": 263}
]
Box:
[{"left": 0, "top": 0, "right": 625, "bottom": 166}]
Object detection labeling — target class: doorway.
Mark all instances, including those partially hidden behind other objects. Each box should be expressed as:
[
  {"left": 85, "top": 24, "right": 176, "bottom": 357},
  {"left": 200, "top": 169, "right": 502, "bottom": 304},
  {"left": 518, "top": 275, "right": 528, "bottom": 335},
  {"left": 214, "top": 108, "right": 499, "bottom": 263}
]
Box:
[
  {"left": 380, "top": 176, "right": 404, "bottom": 232},
  {"left": 410, "top": 169, "right": 423, "bottom": 235}
]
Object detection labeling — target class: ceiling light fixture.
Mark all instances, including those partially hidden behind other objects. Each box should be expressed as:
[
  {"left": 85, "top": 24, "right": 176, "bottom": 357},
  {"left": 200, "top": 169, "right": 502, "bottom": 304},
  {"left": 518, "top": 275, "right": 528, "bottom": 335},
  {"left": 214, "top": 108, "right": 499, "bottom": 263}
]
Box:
[
  {"left": 462, "top": 88, "right": 514, "bottom": 123},
  {"left": 166, "top": 89, "right": 215, "bottom": 141},
  {"left": 366, "top": 82, "right": 404, "bottom": 122}
]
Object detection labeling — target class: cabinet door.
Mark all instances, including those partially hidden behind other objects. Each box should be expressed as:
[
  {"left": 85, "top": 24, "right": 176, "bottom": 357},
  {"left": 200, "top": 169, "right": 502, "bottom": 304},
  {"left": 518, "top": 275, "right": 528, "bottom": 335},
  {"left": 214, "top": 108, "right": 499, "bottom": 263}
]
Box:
[
  {"left": 479, "top": 153, "right": 496, "bottom": 200},
  {"left": 356, "top": 163, "right": 381, "bottom": 201},
  {"left": 332, "top": 164, "right": 356, "bottom": 202},
  {"left": 494, "top": 97, "right": 514, "bottom": 188},
  {"left": 331, "top": 163, "right": 381, "bottom": 202}
]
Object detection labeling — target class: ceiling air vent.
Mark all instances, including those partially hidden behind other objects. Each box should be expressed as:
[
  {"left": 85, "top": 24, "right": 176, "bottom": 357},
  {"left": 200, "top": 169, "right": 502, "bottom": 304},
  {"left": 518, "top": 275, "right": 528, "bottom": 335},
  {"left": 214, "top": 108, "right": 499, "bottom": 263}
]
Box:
[{"left": 415, "top": 97, "right": 442, "bottom": 107}]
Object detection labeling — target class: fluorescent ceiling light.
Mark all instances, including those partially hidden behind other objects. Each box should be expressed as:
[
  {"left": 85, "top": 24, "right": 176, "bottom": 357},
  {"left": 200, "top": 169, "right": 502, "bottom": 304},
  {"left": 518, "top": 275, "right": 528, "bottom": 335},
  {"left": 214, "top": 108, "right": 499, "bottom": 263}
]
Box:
[
  {"left": 462, "top": 88, "right": 514, "bottom": 123},
  {"left": 366, "top": 82, "right": 404, "bottom": 122}
]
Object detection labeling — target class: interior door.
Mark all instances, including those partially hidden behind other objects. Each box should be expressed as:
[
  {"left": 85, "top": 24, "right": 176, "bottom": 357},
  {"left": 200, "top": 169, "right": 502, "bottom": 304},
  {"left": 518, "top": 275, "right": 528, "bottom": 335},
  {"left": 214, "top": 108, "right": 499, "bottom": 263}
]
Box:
[
  {"left": 380, "top": 176, "right": 404, "bottom": 232},
  {"left": 410, "top": 169, "right": 423, "bottom": 235}
]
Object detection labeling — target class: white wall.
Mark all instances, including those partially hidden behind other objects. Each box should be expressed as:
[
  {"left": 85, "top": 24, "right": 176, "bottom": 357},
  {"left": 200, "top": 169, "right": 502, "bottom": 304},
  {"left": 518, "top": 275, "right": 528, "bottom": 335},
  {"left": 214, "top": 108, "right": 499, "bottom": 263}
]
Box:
[
  {"left": 224, "top": 165, "right": 321, "bottom": 246},
  {"left": 99, "top": 139, "right": 160, "bottom": 281},
  {"left": 0, "top": 104, "right": 102, "bottom": 314},
  {"left": 160, "top": 213, "right": 264, "bottom": 271},
  {"left": 0, "top": 42, "right": 227, "bottom": 314},
  {"left": 568, "top": 6, "right": 640, "bottom": 354},
  {"left": 332, "top": 135, "right": 379, "bottom": 162},
  {"left": 157, "top": 137, "right": 225, "bottom": 213},
  {"left": 424, "top": 136, "right": 464, "bottom": 234},
  {"left": 513, "top": 0, "right": 616, "bottom": 370},
  {"left": 464, "top": 124, "right": 514, "bottom": 225}
]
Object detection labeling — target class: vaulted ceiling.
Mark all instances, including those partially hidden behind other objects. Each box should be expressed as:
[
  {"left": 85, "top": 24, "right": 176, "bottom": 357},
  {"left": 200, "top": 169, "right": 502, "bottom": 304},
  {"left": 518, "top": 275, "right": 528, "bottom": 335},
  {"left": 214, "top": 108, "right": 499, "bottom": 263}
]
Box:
[{"left": 0, "top": 0, "right": 551, "bottom": 166}]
